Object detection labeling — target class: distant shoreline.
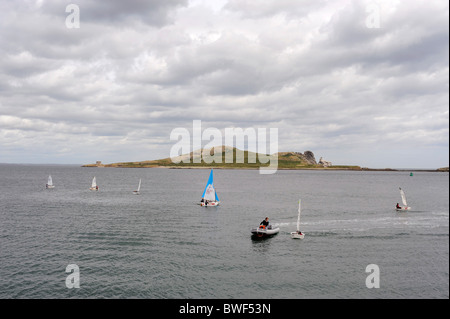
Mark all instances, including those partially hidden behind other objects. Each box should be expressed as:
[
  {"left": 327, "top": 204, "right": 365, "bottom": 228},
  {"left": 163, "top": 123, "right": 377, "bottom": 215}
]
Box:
[
  {"left": 80, "top": 147, "right": 449, "bottom": 172},
  {"left": 81, "top": 164, "right": 449, "bottom": 172},
  {"left": 1, "top": 163, "right": 445, "bottom": 171}
]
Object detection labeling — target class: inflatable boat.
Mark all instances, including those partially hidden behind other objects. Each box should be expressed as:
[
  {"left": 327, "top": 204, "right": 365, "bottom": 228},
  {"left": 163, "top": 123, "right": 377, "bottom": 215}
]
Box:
[{"left": 251, "top": 225, "right": 280, "bottom": 239}]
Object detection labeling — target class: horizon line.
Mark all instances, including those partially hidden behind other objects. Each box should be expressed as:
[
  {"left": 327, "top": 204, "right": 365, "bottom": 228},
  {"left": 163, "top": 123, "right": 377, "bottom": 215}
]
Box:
[{"left": 0, "top": 162, "right": 448, "bottom": 171}]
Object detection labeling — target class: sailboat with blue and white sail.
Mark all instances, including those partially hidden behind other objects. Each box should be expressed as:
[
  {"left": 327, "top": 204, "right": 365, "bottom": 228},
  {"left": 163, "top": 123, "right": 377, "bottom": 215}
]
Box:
[{"left": 200, "top": 169, "right": 220, "bottom": 206}]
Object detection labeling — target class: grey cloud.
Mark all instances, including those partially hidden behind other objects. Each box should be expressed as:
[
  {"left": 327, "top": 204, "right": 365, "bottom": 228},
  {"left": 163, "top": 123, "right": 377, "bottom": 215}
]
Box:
[
  {"left": 41, "top": 0, "right": 188, "bottom": 26},
  {"left": 0, "top": 0, "right": 448, "bottom": 167},
  {"left": 225, "top": 0, "right": 329, "bottom": 19}
]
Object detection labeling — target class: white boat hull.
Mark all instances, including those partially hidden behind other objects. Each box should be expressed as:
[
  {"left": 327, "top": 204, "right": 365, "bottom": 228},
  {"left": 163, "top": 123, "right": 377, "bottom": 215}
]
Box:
[
  {"left": 133, "top": 191, "right": 140, "bottom": 195},
  {"left": 251, "top": 227, "right": 280, "bottom": 238},
  {"left": 46, "top": 185, "right": 55, "bottom": 189},
  {"left": 201, "top": 201, "right": 219, "bottom": 207},
  {"left": 90, "top": 188, "right": 98, "bottom": 191},
  {"left": 291, "top": 232, "right": 305, "bottom": 239},
  {"left": 396, "top": 206, "right": 411, "bottom": 211}
]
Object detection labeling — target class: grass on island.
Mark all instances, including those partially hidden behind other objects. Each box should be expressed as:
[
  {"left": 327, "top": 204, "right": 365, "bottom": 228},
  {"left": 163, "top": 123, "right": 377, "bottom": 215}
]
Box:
[{"left": 84, "top": 148, "right": 362, "bottom": 170}]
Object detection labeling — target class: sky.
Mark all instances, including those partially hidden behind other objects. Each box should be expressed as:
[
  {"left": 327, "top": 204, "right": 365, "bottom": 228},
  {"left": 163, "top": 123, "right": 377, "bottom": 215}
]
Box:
[{"left": 0, "top": 0, "right": 448, "bottom": 168}]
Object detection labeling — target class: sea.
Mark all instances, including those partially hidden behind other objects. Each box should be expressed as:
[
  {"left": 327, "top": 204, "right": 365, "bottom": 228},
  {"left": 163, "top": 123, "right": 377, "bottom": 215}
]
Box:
[{"left": 0, "top": 164, "right": 448, "bottom": 299}]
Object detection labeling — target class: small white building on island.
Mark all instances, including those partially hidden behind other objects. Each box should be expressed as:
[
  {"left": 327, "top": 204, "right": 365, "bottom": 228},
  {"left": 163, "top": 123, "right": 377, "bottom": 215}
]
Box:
[{"left": 319, "top": 157, "right": 332, "bottom": 167}]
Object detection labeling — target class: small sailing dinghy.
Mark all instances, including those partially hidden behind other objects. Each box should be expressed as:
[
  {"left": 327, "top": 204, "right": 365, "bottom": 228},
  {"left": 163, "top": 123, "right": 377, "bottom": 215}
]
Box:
[
  {"left": 200, "top": 169, "right": 219, "bottom": 206},
  {"left": 396, "top": 187, "right": 410, "bottom": 211},
  {"left": 291, "top": 199, "right": 305, "bottom": 239},
  {"left": 46, "top": 175, "right": 55, "bottom": 189},
  {"left": 89, "top": 176, "right": 99, "bottom": 191},
  {"left": 133, "top": 179, "right": 141, "bottom": 195}
]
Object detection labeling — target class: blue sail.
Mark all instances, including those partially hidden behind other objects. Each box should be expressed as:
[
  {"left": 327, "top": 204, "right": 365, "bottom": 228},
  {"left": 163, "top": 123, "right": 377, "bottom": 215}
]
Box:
[{"left": 202, "top": 169, "right": 219, "bottom": 201}]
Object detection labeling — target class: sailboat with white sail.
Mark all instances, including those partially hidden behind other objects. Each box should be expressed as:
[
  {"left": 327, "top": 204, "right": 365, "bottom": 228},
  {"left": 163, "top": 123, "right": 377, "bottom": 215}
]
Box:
[
  {"left": 46, "top": 175, "right": 55, "bottom": 189},
  {"left": 291, "top": 199, "right": 305, "bottom": 239},
  {"left": 200, "top": 169, "right": 219, "bottom": 206},
  {"left": 90, "top": 176, "right": 98, "bottom": 191},
  {"left": 133, "top": 179, "right": 141, "bottom": 195},
  {"left": 396, "top": 187, "right": 410, "bottom": 210}
]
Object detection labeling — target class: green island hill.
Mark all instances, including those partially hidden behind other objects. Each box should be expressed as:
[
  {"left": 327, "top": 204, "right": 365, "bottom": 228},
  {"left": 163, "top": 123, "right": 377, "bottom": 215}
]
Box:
[
  {"left": 82, "top": 146, "right": 449, "bottom": 172},
  {"left": 83, "top": 147, "right": 359, "bottom": 170}
]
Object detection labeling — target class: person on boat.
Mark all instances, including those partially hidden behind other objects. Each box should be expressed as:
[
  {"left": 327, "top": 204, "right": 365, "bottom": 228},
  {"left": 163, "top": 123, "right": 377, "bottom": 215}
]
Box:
[
  {"left": 396, "top": 203, "right": 401, "bottom": 209},
  {"left": 260, "top": 217, "right": 269, "bottom": 228},
  {"left": 96, "top": 185, "right": 99, "bottom": 190}
]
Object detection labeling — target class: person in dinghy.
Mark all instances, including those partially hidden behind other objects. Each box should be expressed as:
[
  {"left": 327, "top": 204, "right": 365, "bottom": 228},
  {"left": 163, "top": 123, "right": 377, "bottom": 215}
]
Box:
[
  {"left": 260, "top": 217, "right": 270, "bottom": 229},
  {"left": 396, "top": 203, "right": 401, "bottom": 209},
  {"left": 251, "top": 217, "right": 280, "bottom": 239}
]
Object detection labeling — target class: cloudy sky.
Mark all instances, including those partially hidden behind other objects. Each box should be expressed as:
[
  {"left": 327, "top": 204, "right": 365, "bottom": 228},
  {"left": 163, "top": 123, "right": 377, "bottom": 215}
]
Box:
[{"left": 0, "top": 0, "right": 448, "bottom": 168}]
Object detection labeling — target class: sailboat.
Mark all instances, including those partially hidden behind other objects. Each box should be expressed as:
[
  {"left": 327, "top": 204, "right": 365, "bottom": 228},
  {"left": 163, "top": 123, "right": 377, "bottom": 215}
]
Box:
[
  {"left": 200, "top": 169, "right": 220, "bottom": 206},
  {"left": 291, "top": 199, "right": 305, "bottom": 239},
  {"left": 396, "top": 187, "right": 411, "bottom": 210},
  {"left": 46, "top": 175, "right": 55, "bottom": 189},
  {"left": 89, "top": 176, "right": 98, "bottom": 191},
  {"left": 133, "top": 179, "right": 141, "bottom": 195}
]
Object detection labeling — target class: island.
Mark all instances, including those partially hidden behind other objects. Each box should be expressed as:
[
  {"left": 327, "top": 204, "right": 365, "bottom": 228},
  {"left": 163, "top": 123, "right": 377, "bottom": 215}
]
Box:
[
  {"left": 83, "top": 147, "right": 361, "bottom": 170},
  {"left": 82, "top": 146, "right": 449, "bottom": 172}
]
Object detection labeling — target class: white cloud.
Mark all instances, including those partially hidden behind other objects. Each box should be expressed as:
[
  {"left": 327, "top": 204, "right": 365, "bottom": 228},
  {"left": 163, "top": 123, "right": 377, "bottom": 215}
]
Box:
[{"left": 0, "top": 0, "right": 448, "bottom": 168}]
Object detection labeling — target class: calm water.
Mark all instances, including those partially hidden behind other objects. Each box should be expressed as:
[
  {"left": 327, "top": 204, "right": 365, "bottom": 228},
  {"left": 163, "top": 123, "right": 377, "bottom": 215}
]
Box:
[{"left": 0, "top": 165, "right": 448, "bottom": 299}]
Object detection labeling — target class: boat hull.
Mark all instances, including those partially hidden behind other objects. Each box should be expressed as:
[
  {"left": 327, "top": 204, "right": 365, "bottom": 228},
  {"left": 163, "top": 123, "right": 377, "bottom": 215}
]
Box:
[
  {"left": 251, "top": 227, "right": 280, "bottom": 239},
  {"left": 46, "top": 186, "right": 55, "bottom": 189},
  {"left": 201, "top": 201, "right": 219, "bottom": 207},
  {"left": 396, "top": 206, "right": 411, "bottom": 211},
  {"left": 291, "top": 232, "right": 305, "bottom": 239}
]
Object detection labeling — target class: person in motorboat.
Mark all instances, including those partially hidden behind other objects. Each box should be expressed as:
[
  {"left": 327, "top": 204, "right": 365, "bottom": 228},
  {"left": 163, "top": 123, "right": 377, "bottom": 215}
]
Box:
[
  {"left": 260, "top": 217, "right": 270, "bottom": 229},
  {"left": 396, "top": 203, "right": 401, "bottom": 209}
]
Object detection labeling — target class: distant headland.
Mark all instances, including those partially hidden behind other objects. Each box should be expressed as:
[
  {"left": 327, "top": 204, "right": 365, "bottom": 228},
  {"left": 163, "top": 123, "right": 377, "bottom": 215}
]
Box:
[{"left": 82, "top": 147, "right": 448, "bottom": 172}]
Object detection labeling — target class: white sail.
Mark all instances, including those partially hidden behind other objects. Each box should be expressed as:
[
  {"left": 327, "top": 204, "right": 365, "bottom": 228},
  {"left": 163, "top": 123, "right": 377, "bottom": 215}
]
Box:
[
  {"left": 203, "top": 184, "right": 216, "bottom": 201},
  {"left": 291, "top": 198, "right": 305, "bottom": 239},
  {"left": 133, "top": 179, "right": 141, "bottom": 194},
  {"left": 91, "top": 177, "right": 97, "bottom": 188},
  {"left": 399, "top": 188, "right": 407, "bottom": 207},
  {"left": 46, "top": 175, "right": 55, "bottom": 188}
]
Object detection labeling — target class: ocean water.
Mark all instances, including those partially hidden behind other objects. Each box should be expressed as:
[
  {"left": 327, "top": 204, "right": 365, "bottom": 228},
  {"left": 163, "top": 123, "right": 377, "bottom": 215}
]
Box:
[{"left": 0, "top": 165, "right": 448, "bottom": 299}]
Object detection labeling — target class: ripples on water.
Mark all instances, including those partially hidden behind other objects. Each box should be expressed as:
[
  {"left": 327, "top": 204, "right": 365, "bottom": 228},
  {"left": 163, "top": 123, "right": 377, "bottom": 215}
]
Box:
[{"left": 0, "top": 165, "right": 448, "bottom": 298}]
